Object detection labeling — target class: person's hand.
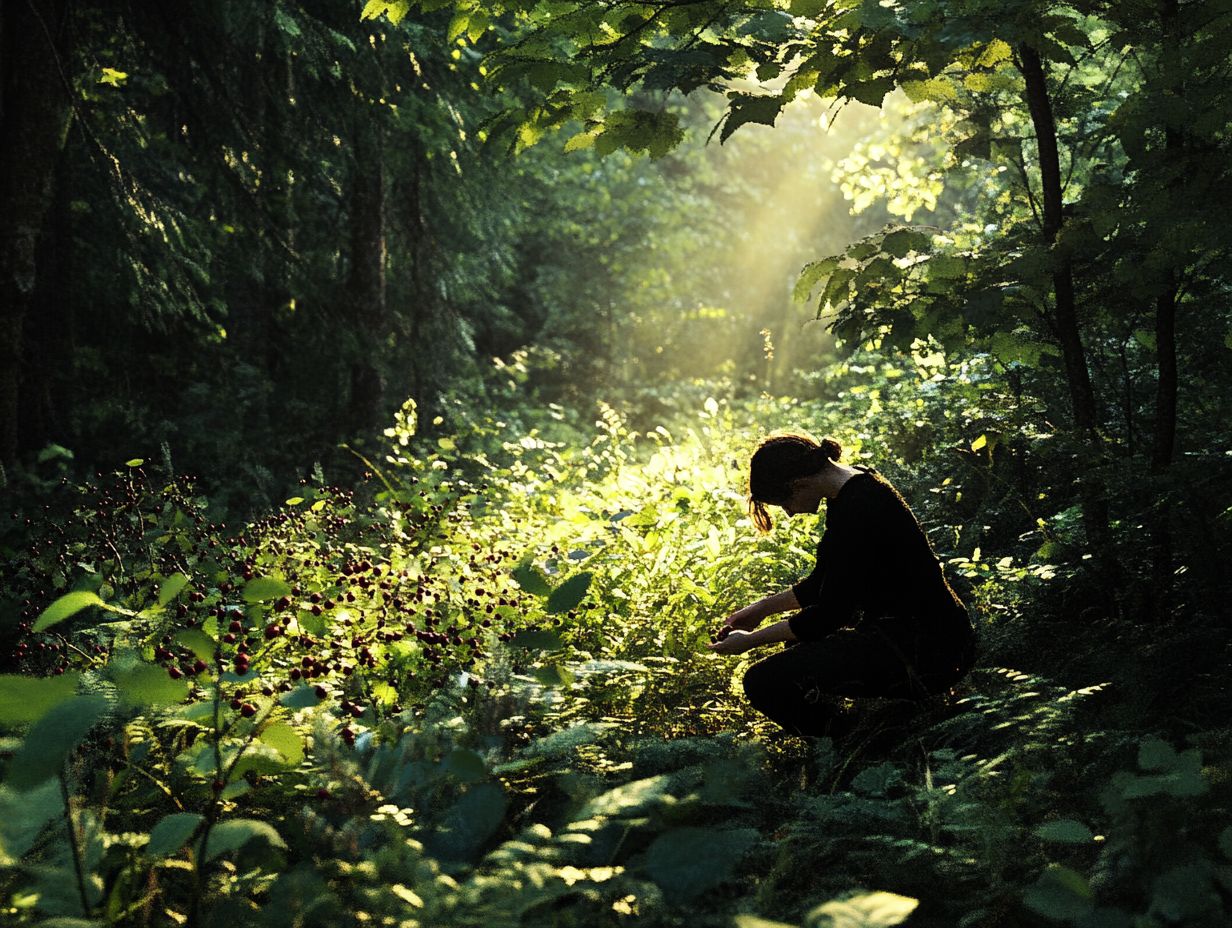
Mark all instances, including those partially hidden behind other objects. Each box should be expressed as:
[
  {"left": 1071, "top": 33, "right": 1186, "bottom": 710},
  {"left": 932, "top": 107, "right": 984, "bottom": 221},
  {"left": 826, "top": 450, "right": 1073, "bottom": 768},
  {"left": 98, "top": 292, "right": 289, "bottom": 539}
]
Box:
[
  {"left": 724, "top": 603, "right": 764, "bottom": 631},
  {"left": 706, "top": 629, "right": 756, "bottom": 655}
]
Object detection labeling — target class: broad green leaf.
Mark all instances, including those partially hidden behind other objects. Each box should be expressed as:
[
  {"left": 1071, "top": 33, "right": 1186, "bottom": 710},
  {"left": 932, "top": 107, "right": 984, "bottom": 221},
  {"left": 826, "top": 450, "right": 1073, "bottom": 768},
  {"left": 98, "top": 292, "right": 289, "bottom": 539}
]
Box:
[
  {"left": 794, "top": 257, "right": 839, "bottom": 302},
  {"left": 789, "top": 0, "right": 825, "bottom": 16},
  {"left": 0, "top": 673, "right": 81, "bottom": 727},
  {"left": 512, "top": 562, "right": 552, "bottom": 597},
  {"left": 721, "top": 94, "right": 784, "bottom": 143},
  {"left": 881, "top": 228, "right": 931, "bottom": 258},
  {"left": 124, "top": 457, "right": 144, "bottom": 466},
  {"left": 643, "top": 827, "right": 758, "bottom": 900},
  {"left": 259, "top": 722, "right": 304, "bottom": 766},
  {"left": 1138, "top": 736, "right": 1177, "bottom": 771},
  {"left": 6, "top": 696, "right": 109, "bottom": 789},
  {"left": 443, "top": 749, "right": 487, "bottom": 783},
  {"left": 546, "top": 572, "right": 592, "bottom": 614},
  {"left": 507, "top": 629, "right": 563, "bottom": 650},
  {"left": 533, "top": 664, "right": 575, "bottom": 687},
  {"left": 202, "top": 819, "right": 286, "bottom": 860},
  {"left": 244, "top": 576, "right": 292, "bottom": 603},
  {"left": 33, "top": 591, "right": 105, "bottom": 633},
  {"left": 158, "top": 573, "right": 190, "bottom": 606},
  {"left": 971, "top": 434, "right": 988, "bottom": 452},
  {"left": 447, "top": 11, "right": 469, "bottom": 42},
  {"left": 1035, "top": 820, "right": 1094, "bottom": 844},
  {"left": 424, "top": 782, "right": 507, "bottom": 862},
  {"left": 174, "top": 629, "right": 216, "bottom": 662},
  {"left": 1022, "top": 865, "right": 1094, "bottom": 921},
  {"left": 845, "top": 77, "right": 895, "bottom": 108},
  {"left": 284, "top": 497, "right": 304, "bottom": 506},
  {"left": 0, "top": 779, "right": 64, "bottom": 864},
  {"left": 113, "top": 663, "right": 189, "bottom": 707},
  {"left": 279, "top": 685, "right": 322, "bottom": 709},
  {"left": 147, "top": 812, "right": 204, "bottom": 857},
  {"left": 806, "top": 891, "right": 920, "bottom": 928}
]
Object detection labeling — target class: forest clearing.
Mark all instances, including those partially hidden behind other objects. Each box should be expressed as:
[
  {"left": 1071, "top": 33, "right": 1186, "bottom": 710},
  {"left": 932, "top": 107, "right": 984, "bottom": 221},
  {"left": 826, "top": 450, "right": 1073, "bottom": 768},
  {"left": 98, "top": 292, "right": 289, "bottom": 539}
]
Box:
[{"left": 2, "top": 2, "right": 1230, "bottom": 926}]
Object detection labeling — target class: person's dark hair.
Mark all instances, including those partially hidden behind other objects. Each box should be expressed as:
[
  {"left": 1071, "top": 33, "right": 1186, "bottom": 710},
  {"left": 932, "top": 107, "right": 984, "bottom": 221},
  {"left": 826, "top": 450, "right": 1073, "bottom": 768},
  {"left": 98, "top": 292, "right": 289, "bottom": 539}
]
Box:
[{"left": 747, "top": 432, "right": 843, "bottom": 532}]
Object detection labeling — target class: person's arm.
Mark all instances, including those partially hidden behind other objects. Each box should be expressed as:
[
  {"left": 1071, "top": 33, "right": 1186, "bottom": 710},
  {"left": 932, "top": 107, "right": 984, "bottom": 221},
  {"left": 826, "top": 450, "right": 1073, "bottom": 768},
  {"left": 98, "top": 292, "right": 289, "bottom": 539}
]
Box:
[
  {"left": 724, "top": 587, "right": 801, "bottom": 631},
  {"left": 706, "top": 619, "right": 797, "bottom": 654}
]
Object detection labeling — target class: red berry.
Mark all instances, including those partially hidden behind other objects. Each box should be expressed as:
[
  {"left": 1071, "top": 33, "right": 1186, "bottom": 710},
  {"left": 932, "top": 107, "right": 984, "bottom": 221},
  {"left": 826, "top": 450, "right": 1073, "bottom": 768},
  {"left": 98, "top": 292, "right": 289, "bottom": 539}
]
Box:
[
  {"left": 240, "top": 703, "right": 257, "bottom": 718},
  {"left": 315, "top": 788, "right": 331, "bottom": 800},
  {"left": 168, "top": 667, "right": 183, "bottom": 679},
  {"left": 264, "top": 624, "right": 282, "bottom": 639},
  {"left": 212, "top": 779, "right": 225, "bottom": 792}
]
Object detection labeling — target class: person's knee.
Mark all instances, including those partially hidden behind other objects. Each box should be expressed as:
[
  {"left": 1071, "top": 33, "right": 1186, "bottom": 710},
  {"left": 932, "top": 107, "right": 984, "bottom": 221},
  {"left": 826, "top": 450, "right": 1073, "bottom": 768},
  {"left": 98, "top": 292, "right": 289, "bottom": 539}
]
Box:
[{"left": 742, "top": 662, "right": 779, "bottom": 711}]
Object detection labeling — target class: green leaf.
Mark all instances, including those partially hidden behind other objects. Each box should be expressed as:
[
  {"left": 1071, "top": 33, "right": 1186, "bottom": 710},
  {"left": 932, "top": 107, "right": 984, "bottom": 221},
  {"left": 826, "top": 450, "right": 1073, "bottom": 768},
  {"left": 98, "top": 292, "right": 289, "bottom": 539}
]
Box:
[
  {"left": 259, "top": 722, "right": 304, "bottom": 766},
  {"left": 927, "top": 254, "right": 966, "bottom": 280},
  {"left": 447, "top": 11, "right": 469, "bottom": 42},
  {"left": 202, "top": 819, "right": 286, "bottom": 860},
  {"left": 174, "top": 629, "right": 216, "bottom": 662},
  {"left": 467, "top": 10, "right": 488, "bottom": 41},
  {"left": 806, "top": 891, "right": 920, "bottom": 928},
  {"left": 285, "top": 497, "right": 304, "bottom": 506},
  {"left": 158, "top": 573, "right": 190, "bottom": 606},
  {"left": 0, "top": 779, "right": 64, "bottom": 864},
  {"left": 851, "top": 761, "right": 901, "bottom": 796},
  {"left": 721, "top": 94, "right": 784, "bottom": 143},
  {"left": 794, "top": 257, "right": 839, "bottom": 303},
  {"left": 546, "top": 572, "right": 592, "bottom": 614},
  {"left": 1138, "top": 736, "right": 1177, "bottom": 771},
  {"left": 512, "top": 562, "right": 552, "bottom": 597},
  {"left": 0, "top": 673, "right": 81, "bottom": 727},
  {"left": 244, "top": 576, "right": 291, "bottom": 603},
  {"left": 970, "top": 434, "right": 987, "bottom": 452},
  {"left": 124, "top": 457, "right": 144, "bottom": 466},
  {"left": 789, "top": 0, "right": 825, "bottom": 16},
  {"left": 533, "top": 664, "right": 575, "bottom": 687},
  {"left": 507, "top": 629, "right": 564, "bottom": 650},
  {"left": 33, "top": 591, "right": 105, "bottom": 633},
  {"left": 6, "top": 696, "right": 109, "bottom": 789},
  {"left": 147, "top": 813, "right": 204, "bottom": 857},
  {"left": 424, "top": 782, "right": 507, "bottom": 863},
  {"left": 1022, "top": 865, "right": 1094, "bottom": 921},
  {"left": 845, "top": 77, "right": 895, "bottom": 108},
  {"left": 113, "top": 663, "right": 189, "bottom": 707},
  {"left": 643, "top": 827, "right": 758, "bottom": 900},
  {"left": 1218, "top": 827, "right": 1232, "bottom": 860},
  {"left": 1036, "top": 820, "right": 1094, "bottom": 844},
  {"left": 279, "top": 685, "right": 322, "bottom": 709},
  {"left": 443, "top": 749, "right": 487, "bottom": 783},
  {"left": 881, "top": 228, "right": 931, "bottom": 258}
]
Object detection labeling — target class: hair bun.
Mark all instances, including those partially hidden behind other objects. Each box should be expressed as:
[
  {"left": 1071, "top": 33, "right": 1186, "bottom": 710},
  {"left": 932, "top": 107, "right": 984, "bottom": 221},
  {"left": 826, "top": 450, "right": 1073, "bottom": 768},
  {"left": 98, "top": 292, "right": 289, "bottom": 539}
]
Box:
[{"left": 819, "top": 437, "right": 842, "bottom": 462}]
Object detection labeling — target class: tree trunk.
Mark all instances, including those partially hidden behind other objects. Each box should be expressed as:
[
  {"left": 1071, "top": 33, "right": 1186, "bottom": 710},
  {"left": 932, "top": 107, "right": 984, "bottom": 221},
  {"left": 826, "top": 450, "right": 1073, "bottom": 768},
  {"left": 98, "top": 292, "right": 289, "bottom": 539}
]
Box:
[
  {"left": 0, "top": 0, "right": 74, "bottom": 465},
  {"left": 1148, "top": 0, "right": 1183, "bottom": 611},
  {"left": 345, "top": 119, "right": 387, "bottom": 432},
  {"left": 1018, "top": 43, "right": 1112, "bottom": 555}
]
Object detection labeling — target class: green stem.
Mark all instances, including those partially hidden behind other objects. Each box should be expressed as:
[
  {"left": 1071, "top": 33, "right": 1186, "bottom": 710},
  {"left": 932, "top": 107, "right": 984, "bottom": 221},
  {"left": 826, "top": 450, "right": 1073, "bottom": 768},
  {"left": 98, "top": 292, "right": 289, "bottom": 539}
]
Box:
[{"left": 59, "top": 769, "right": 92, "bottom": 916}]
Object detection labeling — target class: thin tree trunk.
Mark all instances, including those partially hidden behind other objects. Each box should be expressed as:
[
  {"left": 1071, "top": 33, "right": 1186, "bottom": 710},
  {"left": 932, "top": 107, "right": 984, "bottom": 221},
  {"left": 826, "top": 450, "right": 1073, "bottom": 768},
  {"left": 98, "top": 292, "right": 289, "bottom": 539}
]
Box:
[
  {"left": 1148, "top": 0, "right": 1183, "bottom": 611},
  {"left": 1018, "top": 43, "right": 1112, "bottom": 554},
  {"left": 0, "top": 0, "right": 74, "bottom": 464},
  {"left": 345, "top": 120, "right": 387, "bottom": 431}
]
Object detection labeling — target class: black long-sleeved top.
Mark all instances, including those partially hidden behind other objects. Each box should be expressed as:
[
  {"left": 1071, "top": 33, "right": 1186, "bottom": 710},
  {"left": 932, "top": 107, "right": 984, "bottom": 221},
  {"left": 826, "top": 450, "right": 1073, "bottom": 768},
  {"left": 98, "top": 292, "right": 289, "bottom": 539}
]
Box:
[{"left": 787, "top": 465, "right": 971, "bottom": 644}]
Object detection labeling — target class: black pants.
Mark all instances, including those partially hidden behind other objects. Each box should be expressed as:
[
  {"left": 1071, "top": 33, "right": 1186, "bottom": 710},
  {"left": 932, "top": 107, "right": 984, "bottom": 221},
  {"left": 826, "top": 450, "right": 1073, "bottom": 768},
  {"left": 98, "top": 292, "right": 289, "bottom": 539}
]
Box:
[{"left": 742, "top": 614, "right": 975, "bottom": 738}]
